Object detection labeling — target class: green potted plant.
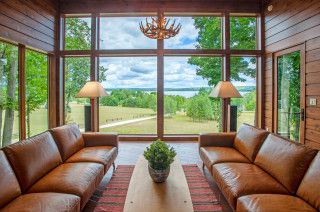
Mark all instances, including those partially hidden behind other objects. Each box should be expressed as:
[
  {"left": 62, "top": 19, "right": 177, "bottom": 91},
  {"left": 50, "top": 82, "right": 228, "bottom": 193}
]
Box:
[{"left": 143, "top": 139, "right": 177, "bottom": 183}]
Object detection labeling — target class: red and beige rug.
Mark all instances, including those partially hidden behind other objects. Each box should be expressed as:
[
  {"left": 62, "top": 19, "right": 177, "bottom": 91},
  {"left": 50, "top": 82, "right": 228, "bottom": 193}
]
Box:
[{"left": 94, "top": 165, "right": 223, "bottom": 212}]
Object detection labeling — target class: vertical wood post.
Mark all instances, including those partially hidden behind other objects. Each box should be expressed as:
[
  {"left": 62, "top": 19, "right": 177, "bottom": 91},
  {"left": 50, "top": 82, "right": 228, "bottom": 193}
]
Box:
[
  {"left": 18, "top": 44, "right": 26, "bottom": 140},
  {"left": 222, "top": 12, "right": 231, "bottom": 132},
  {"left": 157, "top": 10, "right": 164, "bottom": 139}
]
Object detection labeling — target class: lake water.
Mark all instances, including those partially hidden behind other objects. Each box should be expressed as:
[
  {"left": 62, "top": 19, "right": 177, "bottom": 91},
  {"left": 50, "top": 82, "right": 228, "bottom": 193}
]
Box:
[
  {"left": 164, "top": 90, "right": 249, "bottom": 98},
  {"left": 107, "top": 90, "right": 249, "bottom": 98}
]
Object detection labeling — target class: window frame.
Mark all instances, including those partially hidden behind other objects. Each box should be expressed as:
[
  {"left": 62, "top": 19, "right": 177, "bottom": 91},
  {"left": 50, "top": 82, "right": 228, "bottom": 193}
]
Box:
[
  {"left": 0, "top": 38, "right": 51, "bottom": 142},
  {"left": 59, "top": 12, "right": 263, "bottom": 140}
]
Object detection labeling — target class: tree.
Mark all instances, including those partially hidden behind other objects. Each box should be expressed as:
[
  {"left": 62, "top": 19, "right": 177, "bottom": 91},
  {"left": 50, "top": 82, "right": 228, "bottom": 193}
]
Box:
[
  {"left": 164, "top": 96, "right": 177, "bottom": 117},
  {"left": 25, "top": 50, "right": 48, "bottom": 138},
  {"left": 0, "top": 42, "right": 18, "bottom": 147},
  {"left": 186, "top": 94, "right": 213, "bottom": 122},
  {"left": 187, "top": 17, "right": 257, "bottom": 129}
]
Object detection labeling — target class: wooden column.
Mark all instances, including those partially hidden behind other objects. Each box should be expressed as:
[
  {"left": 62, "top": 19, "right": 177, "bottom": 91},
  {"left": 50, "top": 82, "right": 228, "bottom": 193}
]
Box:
[
  {"left": 18, "top": 44, "right": 26, "bottom": 140},
  {"left": 222, "top": 12, "right": 230, "bottom": 132},
  {"left": 157, "top": 40, "right": 164, "bottom": 139},
  {"left": 256, "top": 13, "right": 265, "bottom": 129},
  {"left": 157, "top": 10, "right": 164, "bottom": 139},
  {"left": 48, "top": 54, "right": 57, "bottom": 129},
  {"left": 91, "top": 13, "right": 99, "bottom": 132},
  {"left": 57, "top": 16, "right": 65, "bottom": 126}
]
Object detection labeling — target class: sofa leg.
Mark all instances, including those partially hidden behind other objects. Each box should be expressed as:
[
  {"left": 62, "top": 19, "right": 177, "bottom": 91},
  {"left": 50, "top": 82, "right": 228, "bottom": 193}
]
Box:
[{"left": 112, "top": 162, "right": 116, "bottom": 171}]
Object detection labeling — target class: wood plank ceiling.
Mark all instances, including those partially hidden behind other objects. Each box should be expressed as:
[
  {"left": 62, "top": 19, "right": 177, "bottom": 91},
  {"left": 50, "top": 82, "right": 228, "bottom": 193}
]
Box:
[{"left": 59, "top": 0, "right": 264, "bottom": 14}]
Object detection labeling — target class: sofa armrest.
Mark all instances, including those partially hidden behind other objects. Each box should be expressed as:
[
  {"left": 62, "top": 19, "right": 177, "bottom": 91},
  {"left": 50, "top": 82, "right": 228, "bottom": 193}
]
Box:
[
  {"left": 82, "top": 132, "right": 118, "bottom": 148},
  {"left": 199, "top": 132, "right": 236, "bottom": 148}
]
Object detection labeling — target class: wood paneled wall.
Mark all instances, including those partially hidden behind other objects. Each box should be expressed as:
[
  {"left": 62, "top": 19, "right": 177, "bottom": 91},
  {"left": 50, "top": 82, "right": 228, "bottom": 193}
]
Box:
[
  {"left": 0, "top": 0, "right": 58, "bottom": 52},
  {"left": 263, "top": 0, "right": 320, "bottom": 149}
]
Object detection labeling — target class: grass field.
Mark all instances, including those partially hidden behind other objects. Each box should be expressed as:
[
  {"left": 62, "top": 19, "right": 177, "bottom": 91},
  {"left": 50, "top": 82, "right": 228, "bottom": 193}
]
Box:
[
  {"left": 4, "top": 103, "right": 255, "bottom": 143},
  {"left": 2, "top": 107, "right": 48, "bottom": 142}
]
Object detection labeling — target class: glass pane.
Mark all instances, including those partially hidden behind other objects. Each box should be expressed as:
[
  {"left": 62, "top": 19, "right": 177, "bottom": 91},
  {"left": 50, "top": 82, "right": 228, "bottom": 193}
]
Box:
[
  {"left": 99, "top": 17, "right": 157, "bottom": 49},
  {"left": 0, "top": 42, "right": 19, "bottom": 146},
  {"left": 230, "top": 17, "right": 256, "bottom": 50},
  {"left": 277, "top": 51, "right": 301, "bottom": 142},
  {"left": 231, "top": 57, "right": 256, "bottom": 129},
  {"left": 164, "top": 17, "right": 222, "bottom": 49},
  {"left": 164, "top": 57, "right": 222, "bottom": 134},
  {"left": 99, "top": 57, "right": 157, "bottom": 134},
  {"left": 65, "top": 57, "right": 91, "bottom": 129},
  {"left": 25, "top": 50, "right": 48, "bottom": 137},
  {"left": 65, "top": 17, "right": 91, "bottom": 50}
]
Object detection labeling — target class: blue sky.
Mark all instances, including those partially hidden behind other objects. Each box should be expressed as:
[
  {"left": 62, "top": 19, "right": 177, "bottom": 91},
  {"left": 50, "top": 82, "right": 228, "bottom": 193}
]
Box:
[{"left": 97, "top": 17, "right": 255, "bottom": 89}]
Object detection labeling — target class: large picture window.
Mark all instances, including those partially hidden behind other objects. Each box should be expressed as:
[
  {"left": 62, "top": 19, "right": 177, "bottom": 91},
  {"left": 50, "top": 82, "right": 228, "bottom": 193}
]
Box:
[
  {"left": 99, "top": 57, "right": 157, "bottom": 134},
  {"left": 164, "top": 57, "right": 222, "bottom": 134},
  {"left": 25, "top": 49, "right": 48, "bottom": 137},
  {"left": 61, "top": 13, "right": 262, "bottom": 137},
  {"left": 0, "top": 41, "right": 19, "bottom": 146}
]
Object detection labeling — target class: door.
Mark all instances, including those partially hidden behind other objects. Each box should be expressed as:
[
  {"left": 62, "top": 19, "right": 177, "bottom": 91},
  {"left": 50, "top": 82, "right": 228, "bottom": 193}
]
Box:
[{"left": 273, "top": 45, "right": 305, "bottom": 143}]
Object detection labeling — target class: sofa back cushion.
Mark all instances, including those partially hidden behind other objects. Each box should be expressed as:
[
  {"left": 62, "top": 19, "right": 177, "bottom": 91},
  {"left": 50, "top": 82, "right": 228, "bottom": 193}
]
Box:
[
  {"left": 0, "top": 150, "right": 21, "bottom": 208},
  {"left": 297, "top": 152, "right": 320, "bottom": 210},
  {"left": 254, "top": 134, "right": 317, "bottom": 193},
  {"left": 233, "top": 124, "right": 269, "bottom": 162},
  {"left": 49, "top": 123, "right": 84, "bottom": 161},
  {"left": 3, "top": 132, "right": 62, "bottom": 192}
]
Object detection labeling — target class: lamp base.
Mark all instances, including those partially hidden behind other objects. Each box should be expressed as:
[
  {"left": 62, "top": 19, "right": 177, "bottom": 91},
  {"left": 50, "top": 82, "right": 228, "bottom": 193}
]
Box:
[
  {"left": 84, "top": 105, "right": 92, "bottom": 132},
  {"left": 228, "top": 105, "right": 238, "bottom": 132}
]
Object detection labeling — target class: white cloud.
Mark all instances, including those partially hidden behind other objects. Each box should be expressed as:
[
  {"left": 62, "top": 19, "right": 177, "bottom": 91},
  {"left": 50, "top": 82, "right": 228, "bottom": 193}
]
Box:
[{"left": 100, "top": 17, "right": 157, "bottom": 49}]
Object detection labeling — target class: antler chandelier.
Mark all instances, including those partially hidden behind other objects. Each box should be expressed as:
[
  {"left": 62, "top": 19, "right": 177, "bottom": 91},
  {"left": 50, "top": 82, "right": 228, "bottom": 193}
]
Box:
[{"left": 139, "top": 13, "right": 182, "bottom": 39}]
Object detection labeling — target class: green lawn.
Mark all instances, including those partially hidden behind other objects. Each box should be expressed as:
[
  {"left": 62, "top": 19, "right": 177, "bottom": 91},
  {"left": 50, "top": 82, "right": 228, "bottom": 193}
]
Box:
[{"left": 4, "top": 103, "right": 255, "bottom": 143}]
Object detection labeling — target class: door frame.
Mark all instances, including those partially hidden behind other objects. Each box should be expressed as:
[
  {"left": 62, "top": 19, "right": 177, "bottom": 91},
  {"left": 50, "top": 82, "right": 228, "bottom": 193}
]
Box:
[{"left": 273, "top": 44, "right": 306, "bottom": 143}]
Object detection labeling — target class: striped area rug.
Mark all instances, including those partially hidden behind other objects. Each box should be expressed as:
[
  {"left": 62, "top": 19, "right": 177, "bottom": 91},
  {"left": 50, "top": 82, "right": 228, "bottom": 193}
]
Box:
[{"left": 94, "top": 164, "right": 223, "bottom": 212}]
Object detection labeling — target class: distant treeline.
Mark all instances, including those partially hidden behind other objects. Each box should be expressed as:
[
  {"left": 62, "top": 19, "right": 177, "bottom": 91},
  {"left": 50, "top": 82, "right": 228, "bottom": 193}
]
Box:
[
  {"left": 100, "top": 88, "right": 256, "bottom": 124},
  {"left": 105, "top": 86, "right": 255, "bottom": 93}
]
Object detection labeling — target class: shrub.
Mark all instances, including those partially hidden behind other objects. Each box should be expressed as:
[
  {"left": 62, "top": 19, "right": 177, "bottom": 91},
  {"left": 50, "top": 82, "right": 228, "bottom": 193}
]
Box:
[{"left": 143, "top": 140, "right": 176, "bottom": 170}]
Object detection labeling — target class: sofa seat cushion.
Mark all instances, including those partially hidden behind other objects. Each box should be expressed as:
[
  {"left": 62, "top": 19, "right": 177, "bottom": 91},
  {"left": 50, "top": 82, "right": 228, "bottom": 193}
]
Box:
[
  {"left": 66, "top": 146, "right": 118, "bottom": 173},
  {"left": 1, "top": 193, "right": 80, "bottom": 212},
  {"left": 237, "top": 194, "right": 316, "bottom": 212},
  {"left": 200, "top": 147, "right": 250, "bottom": 170},
  {"left": 212, "top": 163, "right": 288, "bottom": 209},
  {"left": 28, "top": 163, "right": 104, "bottom": 209}
]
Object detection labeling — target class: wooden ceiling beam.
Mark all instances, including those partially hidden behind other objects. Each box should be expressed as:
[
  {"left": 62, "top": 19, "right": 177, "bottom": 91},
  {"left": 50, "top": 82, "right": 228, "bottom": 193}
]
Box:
[{"left": 60, "top": 0, "right": 262, "bottom": 14}]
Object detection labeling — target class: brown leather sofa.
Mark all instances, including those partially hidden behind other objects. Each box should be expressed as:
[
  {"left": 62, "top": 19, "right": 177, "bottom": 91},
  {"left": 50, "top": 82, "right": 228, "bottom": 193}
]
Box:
[
  {"left": 0, "top": 123, "right": 118, "bottom": 212},
  {"left": 199, "top": 124, "right": 320, "bottom": 212}
]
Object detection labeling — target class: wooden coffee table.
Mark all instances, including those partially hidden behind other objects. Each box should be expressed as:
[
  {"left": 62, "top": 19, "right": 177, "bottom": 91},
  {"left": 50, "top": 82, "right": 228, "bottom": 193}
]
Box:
[{"left": 123, "top": 156, "right": 194, "bottom": 212}]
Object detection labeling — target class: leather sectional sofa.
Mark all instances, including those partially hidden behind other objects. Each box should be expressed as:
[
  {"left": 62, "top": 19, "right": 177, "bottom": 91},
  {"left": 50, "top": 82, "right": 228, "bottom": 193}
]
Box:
[
  {"left": 0, "top": 123, "right": 118, "bottom": 211},
  {"left": 200, "top": 124, "right": 320, "bottom": 212}
]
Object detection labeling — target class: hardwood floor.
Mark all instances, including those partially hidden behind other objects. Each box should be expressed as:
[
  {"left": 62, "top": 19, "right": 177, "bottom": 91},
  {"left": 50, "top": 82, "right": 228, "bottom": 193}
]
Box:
[{"left": 83, "top": 141, "right": 232, "bottom": 212}]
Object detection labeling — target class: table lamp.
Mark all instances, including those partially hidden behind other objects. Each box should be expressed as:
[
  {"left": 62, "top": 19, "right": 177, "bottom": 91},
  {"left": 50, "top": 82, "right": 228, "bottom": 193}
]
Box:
[
  {"left": 76, "top": 81, "right": 108, "bottom": 131},
  {"left": 209, "top": 81, "right": 242, "bottom": 132}
]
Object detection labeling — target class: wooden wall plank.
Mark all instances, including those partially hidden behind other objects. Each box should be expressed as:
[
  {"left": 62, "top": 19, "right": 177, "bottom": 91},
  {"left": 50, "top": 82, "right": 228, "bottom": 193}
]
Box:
[
  {"left": 264, "top": 0, "right": 320, "bottom": 150},
  {"left": 0, "top": 0, "right": 57, "bottom": 52},
  {"left": 265, "top": 2, "right": 320, "bottom": 39}
]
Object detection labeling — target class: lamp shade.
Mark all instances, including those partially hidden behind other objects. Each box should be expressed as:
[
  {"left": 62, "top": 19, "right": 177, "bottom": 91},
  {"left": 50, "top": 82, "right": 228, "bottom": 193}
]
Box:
[
  {"left": 76, "top": 81, "right": 108, "bottom": 98},
  {"left": 209, "top": 81, "right": 242, "bottom": 98}
]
